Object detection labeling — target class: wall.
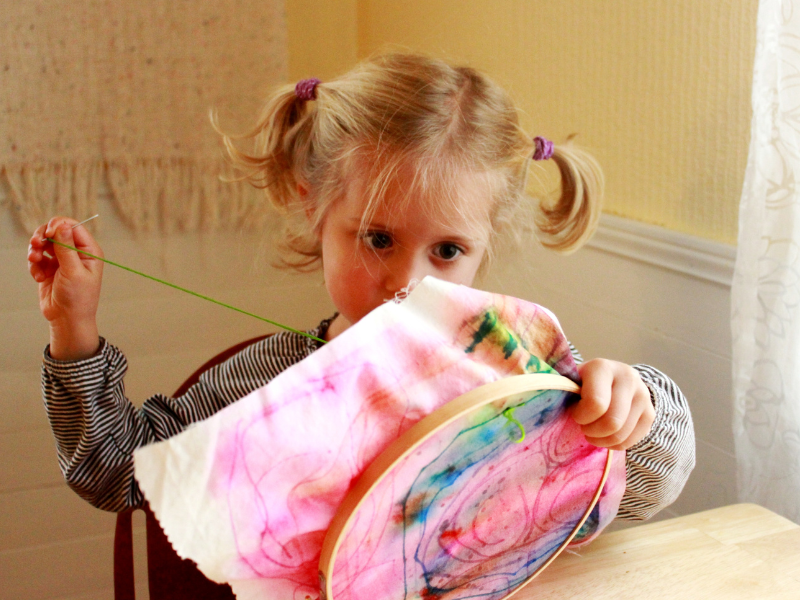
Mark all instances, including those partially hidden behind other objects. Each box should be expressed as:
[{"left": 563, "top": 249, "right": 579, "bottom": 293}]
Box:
[
  {"left": 358, "top": 0, "right": 757, "bottom": 245},
  {"left": 1, "top": 1, "right": 750, "bottom": 598},
  {"left": 286, "top": 0, "right": 359, "bottom": 80}
]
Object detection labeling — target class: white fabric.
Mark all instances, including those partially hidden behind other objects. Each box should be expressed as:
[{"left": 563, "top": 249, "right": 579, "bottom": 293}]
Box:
[
  {"left": 133, "top": 277, "right": 624, "bottom": 599},
  {"left": 732, "top": 0, "right": 800, "bottom": 523}
]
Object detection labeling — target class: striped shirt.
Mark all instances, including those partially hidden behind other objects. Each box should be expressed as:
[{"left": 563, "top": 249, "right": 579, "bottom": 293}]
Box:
[{"left": 41, "top": 319, "right": 695, "bottom": 520}]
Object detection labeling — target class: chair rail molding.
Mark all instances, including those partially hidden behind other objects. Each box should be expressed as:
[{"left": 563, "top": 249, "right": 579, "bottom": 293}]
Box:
[{"left": 587, "top": 214, "right": 736, "bottom": 287}]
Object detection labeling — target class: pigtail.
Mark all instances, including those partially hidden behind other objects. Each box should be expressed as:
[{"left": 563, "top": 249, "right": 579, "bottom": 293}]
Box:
[
  {"left": 534, "top": 141, "right": 604, "bottom": 254},
  {"left": 211, "top": 84, "right": 317, "bottom": 214},
  {"left": 211, "top": 82, "right": 328, "bottom": 270}
]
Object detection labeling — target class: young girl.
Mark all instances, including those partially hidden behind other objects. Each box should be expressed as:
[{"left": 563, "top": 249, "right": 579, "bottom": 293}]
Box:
[{"left": 28, "top": 53, "right": 693, "bottom": 522}]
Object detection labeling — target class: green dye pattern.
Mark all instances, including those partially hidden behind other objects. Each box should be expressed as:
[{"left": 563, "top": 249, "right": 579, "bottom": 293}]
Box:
[
  {"left": 525, "top": 353, "right": 555, "bottom": 375},
  {"left": 465, "top": 308, "right": 557, "bottom": 375},
  {"left": 502, "top": 334, "right": 518, "bottom": 360},
  {"left": 464, "top": 310, "right": 498, "bottom": 353},
  {"left": 502, "top": 406, "right": 526, "bottom": 443}
]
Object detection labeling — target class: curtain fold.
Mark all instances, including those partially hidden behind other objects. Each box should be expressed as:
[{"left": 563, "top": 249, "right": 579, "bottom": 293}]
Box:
[{"left": 732, "top": 0, "right": 800, "bottom": 523}]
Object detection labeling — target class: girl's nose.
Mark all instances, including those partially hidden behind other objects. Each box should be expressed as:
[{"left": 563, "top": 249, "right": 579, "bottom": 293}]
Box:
[{"left": 384, "top": 252, "right": 430, "bottom": 296}]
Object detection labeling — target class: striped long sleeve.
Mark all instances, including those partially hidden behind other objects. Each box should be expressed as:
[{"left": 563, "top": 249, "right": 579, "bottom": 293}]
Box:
[
  {"left": 42, "top": 325, "right": 694, "bottom": 519},
  {"left": 41, "top": 327, "right": 327, "bottom": 512},
  {"left": 619, "top": 364, "right": 695, "bottom": 520}
]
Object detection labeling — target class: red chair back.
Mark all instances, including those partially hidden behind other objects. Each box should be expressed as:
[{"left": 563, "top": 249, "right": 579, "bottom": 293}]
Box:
[{"left": 114, "top": 335, "right": 270, "bottom": 600}]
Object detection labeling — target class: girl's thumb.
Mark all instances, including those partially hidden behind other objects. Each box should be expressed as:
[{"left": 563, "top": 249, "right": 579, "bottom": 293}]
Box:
[{"left": 51, "top": 225, "right": 82, "bottom": 272}]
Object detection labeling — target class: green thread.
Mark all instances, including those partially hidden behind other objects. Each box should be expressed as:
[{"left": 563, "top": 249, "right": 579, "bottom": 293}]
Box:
[
  {"left": 502, "top": 406, "right": 526, "bottom": 443},
  {"left": 46, "top": 238, "right": 327, "bottom": 345}
]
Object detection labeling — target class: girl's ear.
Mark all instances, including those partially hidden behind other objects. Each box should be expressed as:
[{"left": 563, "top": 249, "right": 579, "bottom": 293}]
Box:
[{"left": 297, "top": 183, "right": 315, "bottom": 221}]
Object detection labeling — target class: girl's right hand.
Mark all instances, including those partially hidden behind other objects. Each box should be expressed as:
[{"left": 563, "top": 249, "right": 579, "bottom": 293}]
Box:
[{"left": 28, "top": 216, "right": 104, "bottom": 360}]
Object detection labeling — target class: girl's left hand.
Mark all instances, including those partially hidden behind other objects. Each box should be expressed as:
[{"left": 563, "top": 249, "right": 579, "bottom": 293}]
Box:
[{"left": 570, "top": 359, "right": 655, "bottom": 451}]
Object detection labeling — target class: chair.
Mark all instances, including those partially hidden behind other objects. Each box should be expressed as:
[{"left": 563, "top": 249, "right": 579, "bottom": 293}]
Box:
[{"left": 114, "top": 335, "right": 270, "bottom": 600}]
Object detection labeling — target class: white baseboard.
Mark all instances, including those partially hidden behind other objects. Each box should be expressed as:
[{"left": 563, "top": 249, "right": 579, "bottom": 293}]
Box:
[{"left": 588, "top": 214, "right": 736, "bottom": 287}]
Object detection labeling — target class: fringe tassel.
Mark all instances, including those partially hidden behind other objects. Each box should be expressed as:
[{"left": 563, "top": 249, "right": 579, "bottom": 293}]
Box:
[
  {"left": 3, "top": 158, "right": 272, "bottom": 234},
  {"left": 106, "top": 158, "right": 272, "bottom": 233},
  {"left": 4, "top": 161, "right": 102, "bottom": 233}
]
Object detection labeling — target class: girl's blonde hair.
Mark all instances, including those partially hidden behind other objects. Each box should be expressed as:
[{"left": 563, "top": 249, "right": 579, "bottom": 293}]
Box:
[{"left": 216, "top": 53, "right": 603, "bottom": 271}]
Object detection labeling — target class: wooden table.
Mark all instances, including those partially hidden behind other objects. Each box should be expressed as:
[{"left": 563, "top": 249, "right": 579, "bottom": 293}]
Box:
[{"left": 517, "top": 503, "right": 800, "bottom": 599}]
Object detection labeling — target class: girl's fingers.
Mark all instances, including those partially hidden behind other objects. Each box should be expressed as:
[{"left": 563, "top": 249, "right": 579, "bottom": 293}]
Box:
[
  {"left": 592, "top": 409, "right": 655, "bottom": 451},
  {"left": 70, "top": 220, "right": 100, "bottom": 249},
  {"left": 573, "top": 358, "right": 655, "bottom": 450},
  {"left": 50, "top": 223, "right": 83, "bottom": 273},
  {"left": 30, "top": 257, "right": 55, "bottom": 281},
  {"left": 571, "top": 361, "right": 614, "bottom": 425},
  {"left": 30, "top": 216, "right": 103, "bottom": 284},
  {"left": 579, "top": 375, "right": 639, "bottom": 439},
  {"left": 29, "top": 261, "right": 44, "bottom": 281},
  {"left": 30, "top": 223, "right": 48, "bottom": 250},
  {"left": 44, "top": 216, "right": 76, "bottom": 239},
  {"left": 70, "top": 221, "right": 104, "bottom": 270},
  {"left": 29, "top": 224, "right": 55, "bottom": 281},
  {"left": 584, "top": 399, "right": 643, "bottom": 447},
  {"left": 28, "top": 224, "right": 50, "bottom": 261}
]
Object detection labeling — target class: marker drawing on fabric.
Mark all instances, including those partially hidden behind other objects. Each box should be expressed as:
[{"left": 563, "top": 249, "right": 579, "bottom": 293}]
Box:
[
  {"left": 44, "top": 234, "right": 326, "bottom": 345},
  {"left": 132, "top": 277, "right": 627, "bottom": 600}
]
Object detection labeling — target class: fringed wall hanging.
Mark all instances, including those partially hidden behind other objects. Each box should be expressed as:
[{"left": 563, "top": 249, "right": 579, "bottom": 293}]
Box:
[
  {"left": 134, "top": 277, "right": 626, "bottom": 600},
  {"left": 1, "top": 1, "right": 287, "bottom": 233}
]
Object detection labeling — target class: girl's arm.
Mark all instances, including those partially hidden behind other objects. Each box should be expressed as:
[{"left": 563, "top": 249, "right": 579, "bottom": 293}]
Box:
[
  {"left": 41, "top": 338, "right": 240, "bottom": 511},
  {"left": 567, "top": 345, "right": 695, "bottom": 520},
  {"left": 30, "top": 218, "right": 333, "bottom": 512},
  {"left": 40, "top": 330, "right": 322, "bottom": 512},
  {"left": 42, "top": 340, "right": 154, "bottom": 511}
]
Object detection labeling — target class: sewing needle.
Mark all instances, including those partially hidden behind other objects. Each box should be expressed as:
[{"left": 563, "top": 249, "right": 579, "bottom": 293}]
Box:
[
  {"left": 72, "top": 214, "right": 100, "bottom": 229},
  {"left": 42, "top": 214, "right": 100, "bottom": 256}
]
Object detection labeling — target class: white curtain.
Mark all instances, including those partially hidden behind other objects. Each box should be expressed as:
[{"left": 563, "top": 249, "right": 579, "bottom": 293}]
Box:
[{"left": 732, "top": 0, "right": 800, "bottom": 523}]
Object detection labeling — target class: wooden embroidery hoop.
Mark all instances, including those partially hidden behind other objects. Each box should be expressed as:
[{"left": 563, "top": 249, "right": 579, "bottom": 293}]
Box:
[{"left": 318, "top": 373, "right": 614, "bottom": 600}]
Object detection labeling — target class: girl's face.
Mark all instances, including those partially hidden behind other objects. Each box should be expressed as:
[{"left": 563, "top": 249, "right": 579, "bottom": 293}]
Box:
[{"left": 319, "top": 168, "right": 494, "bottom": 339}]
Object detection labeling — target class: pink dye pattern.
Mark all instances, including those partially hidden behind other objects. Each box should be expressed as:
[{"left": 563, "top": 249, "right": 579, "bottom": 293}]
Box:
[
  {"left": 329, "top": 393, "right": 625, "bottom": 600},
  {"left": 134, "top": 278, "right": 624, "bottom": 600}
]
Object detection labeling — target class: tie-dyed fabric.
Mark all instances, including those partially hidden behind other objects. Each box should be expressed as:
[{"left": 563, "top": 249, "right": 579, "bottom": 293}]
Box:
[
  {"left": 134, "top": 277, "right": 625, "bottom": 600},
  {"left": 325, "top": 384, "right": 615, "bottom": 600}
]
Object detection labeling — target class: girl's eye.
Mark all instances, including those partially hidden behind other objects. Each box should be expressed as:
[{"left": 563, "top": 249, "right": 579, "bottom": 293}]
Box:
[
  {"left": 363, "top": 232, "right": 393, "bottom": 250},
  {"left": 433, "top": 243, "right": 463, "bottom": 261}
]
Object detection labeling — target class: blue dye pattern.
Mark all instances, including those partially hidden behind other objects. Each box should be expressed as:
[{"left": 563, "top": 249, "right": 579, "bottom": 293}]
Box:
[
  {"left": 399, "top": 388, "right": 577, "bottom": 599},
  {"left": 418, "top": 525, "right": 579, "bottom": 599},
  {"left": 572, "top": 503, "right": 601, "bottom": 544}
]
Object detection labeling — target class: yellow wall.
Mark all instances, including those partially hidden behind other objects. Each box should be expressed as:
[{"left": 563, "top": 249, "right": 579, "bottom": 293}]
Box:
[
  {"left": 286, "top": 0, "right": 359, "bottom": 81},
  {"left": 353, "top": 1, "right": 756, "bottom": 244}
]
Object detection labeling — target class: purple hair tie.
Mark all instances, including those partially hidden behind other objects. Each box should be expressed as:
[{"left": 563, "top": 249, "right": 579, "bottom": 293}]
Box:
[
  {"left": 532, "top": 136, "right": 554, "bottom": 161},
  {"left": 295, "top": 78, "right": 321, "bottom": 101}
]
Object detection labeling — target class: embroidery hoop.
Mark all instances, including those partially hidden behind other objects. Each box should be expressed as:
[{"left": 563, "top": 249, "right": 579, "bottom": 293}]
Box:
[{"left": 319, "top": 373, "right": 614, "bottom": 600}]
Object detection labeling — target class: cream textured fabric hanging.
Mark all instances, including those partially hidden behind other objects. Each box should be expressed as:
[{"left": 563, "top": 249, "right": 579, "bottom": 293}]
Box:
[{"left": 1, "top": 1, "right": 287, "bottom": 232}]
